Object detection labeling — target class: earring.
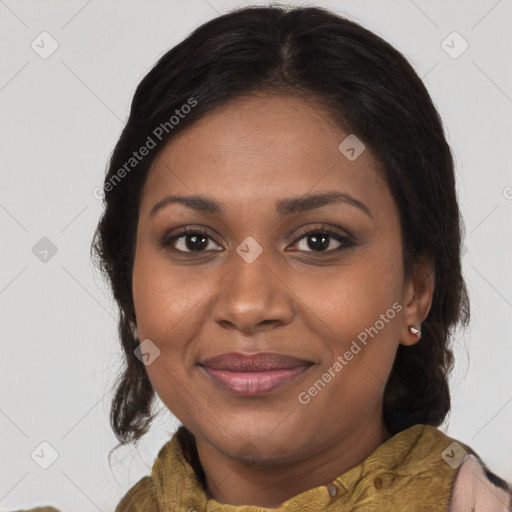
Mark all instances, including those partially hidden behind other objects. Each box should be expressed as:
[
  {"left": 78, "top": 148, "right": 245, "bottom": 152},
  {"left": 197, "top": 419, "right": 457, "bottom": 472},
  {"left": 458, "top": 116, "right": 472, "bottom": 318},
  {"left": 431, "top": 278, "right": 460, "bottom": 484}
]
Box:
[{"left": 409, "top": 325, "right": 421, "bottom": 339}]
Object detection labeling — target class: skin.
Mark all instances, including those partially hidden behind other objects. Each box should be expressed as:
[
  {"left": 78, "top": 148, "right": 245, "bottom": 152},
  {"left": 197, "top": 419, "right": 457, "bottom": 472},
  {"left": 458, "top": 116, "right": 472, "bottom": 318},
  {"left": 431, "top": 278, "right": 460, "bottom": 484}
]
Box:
[{"left": 132, "top": 94, "right": 434, "bottom": 508}]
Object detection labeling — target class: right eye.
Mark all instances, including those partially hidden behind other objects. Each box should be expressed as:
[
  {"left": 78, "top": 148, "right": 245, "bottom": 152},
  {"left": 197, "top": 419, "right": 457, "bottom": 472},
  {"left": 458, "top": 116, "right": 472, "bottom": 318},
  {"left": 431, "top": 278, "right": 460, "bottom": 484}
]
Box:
[{"left": 161, "top": 227, "right": 223, "bottom": 253}]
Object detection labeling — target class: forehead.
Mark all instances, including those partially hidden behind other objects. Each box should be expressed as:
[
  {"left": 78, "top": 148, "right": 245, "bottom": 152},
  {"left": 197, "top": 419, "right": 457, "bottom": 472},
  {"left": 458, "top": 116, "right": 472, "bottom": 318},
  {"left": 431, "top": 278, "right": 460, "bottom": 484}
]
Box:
[{"left": 140, "top": 94, "right": 389, "bottom": 217}]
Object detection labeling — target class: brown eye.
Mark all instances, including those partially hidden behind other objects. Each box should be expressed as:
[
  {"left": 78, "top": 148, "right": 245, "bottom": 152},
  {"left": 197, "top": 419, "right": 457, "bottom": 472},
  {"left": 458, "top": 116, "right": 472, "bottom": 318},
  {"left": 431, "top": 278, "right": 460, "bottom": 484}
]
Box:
[
  {"left": 291, "top": 226, "right": 355, "bottom": 253},
  {"left": 162, "top": 228, "right": 222, "bottom": 253}
]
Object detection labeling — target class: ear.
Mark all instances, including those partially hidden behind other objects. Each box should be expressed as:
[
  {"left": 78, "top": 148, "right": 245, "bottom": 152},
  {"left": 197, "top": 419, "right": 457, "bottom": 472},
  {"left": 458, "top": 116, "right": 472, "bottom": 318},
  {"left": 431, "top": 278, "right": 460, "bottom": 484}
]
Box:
[{"left": 399, "top": 254, "right": 435, "bottom": 347}]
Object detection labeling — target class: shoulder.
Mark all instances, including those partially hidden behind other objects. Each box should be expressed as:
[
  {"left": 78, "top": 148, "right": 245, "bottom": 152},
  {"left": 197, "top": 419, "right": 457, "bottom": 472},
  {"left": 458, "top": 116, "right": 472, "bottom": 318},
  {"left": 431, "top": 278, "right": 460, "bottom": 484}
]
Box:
[
  {"left": 448, "top": 452, "right": 512, "bottom": 512},
  {"left": 417, "top": 425, "right": 512, "bottom": 511},
  {"left": 0, "top": 508, "right": 61, "bottom": 512},
  {"left": 0, "top": 477, "right": 158, "bottom": 512},
  {"left": 368, "top": 424, "right": 511, "bottom": 511},
  {"left": 115, "top": 475, "right": 158, "bottom": 512}
]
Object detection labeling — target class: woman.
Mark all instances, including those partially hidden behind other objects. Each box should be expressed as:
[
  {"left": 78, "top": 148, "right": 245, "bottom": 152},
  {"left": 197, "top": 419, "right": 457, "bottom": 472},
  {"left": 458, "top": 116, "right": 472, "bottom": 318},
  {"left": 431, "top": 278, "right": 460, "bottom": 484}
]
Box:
[{"left": 13, "top": 4, "right": 511, "bottom": 512}]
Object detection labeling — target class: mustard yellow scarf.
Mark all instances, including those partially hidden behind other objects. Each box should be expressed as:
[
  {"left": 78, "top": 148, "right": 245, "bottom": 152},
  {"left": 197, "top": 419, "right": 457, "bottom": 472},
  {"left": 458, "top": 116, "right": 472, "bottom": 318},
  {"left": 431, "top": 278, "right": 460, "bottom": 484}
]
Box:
[{"left": 114, "top": 424, "right": 511, "bottom": 511}]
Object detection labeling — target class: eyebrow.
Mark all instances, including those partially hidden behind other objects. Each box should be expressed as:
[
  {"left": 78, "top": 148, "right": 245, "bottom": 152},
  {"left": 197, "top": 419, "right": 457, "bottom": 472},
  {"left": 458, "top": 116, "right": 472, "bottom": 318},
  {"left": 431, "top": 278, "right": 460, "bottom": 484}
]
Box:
[{"left": 149, "top": 191, "right": 372, "bottom": 219}]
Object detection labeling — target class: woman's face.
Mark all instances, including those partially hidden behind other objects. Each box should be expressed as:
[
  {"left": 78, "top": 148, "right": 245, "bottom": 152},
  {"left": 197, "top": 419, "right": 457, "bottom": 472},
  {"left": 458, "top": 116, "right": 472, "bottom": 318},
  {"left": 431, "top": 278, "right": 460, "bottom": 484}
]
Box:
[{"left": 132, "top": 94, "right": 428, "bottom": 464}]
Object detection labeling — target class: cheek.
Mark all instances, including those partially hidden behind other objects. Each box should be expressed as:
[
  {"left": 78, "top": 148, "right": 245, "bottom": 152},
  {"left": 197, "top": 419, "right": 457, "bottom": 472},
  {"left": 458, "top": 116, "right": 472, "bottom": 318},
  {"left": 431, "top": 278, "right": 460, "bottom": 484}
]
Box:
[
  {"left": 297, "top": 246, "right": 403, "bottom": 335},
  {"left": 132, "top": 249, "right": 205, "bottom": 422},
  {"left": 297, "top": 301, "right": 400, "bottom": 435},
  {"left": 132, "top": 245, "right": 207, "bottom": 344},
  {"left": 293, "top": 242, "right": 403, "bottom": 397}
]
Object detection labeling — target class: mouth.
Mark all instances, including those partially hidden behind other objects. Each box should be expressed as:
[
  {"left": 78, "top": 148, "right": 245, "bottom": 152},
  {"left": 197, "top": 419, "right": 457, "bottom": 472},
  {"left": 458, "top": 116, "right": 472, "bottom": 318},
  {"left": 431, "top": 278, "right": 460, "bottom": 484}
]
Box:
[{"left": 199, "top": 352, "right": 314, "bottom": 396}]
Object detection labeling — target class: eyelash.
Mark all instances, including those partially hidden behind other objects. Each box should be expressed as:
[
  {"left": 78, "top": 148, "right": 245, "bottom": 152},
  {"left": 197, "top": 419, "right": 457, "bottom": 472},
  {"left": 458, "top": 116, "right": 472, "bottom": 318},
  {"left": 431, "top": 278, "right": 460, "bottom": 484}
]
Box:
[{"left": 160, "top": 225, "right": 355, "bottom": 255}]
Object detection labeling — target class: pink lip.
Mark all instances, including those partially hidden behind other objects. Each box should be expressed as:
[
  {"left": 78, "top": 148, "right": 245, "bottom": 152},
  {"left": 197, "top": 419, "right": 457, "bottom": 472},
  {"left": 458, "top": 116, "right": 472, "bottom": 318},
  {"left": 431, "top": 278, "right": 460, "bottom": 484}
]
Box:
[
  {"left": 199, "top": 352, "right": 313, "bottom": 396},
  {"left": 201, "top": 366, "right": 311, "bottom": 395},
  {"left": 200, "top": 351, "right": 312, "bottom": 371}
]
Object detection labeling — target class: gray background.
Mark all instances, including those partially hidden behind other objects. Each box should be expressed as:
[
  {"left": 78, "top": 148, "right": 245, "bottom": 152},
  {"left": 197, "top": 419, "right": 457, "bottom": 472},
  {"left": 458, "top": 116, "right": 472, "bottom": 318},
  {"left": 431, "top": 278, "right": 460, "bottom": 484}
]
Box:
[{"left": 1, "top": 0, "right": 511, "bottom": 510}]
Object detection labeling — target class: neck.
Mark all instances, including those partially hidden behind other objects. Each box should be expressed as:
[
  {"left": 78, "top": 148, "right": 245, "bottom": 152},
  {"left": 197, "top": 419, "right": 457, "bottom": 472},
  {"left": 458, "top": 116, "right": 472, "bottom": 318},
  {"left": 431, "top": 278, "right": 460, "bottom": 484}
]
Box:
[{"left": 193, "top": 418, "right": 391, "bottom": 509}]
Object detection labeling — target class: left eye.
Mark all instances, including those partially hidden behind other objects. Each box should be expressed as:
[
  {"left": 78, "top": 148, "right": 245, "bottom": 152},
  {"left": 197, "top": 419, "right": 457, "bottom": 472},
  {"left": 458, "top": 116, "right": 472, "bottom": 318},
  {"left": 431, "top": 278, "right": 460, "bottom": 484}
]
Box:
[{"left": 292, "top": 230, "right": 352, "bottom": 252}]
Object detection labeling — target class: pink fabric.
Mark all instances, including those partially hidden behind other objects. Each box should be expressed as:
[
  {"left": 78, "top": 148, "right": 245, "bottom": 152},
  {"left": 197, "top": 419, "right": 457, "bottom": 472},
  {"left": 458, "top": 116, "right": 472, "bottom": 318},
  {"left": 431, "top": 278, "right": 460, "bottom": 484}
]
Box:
[{"left": 449, "top": 454, "right": 512, "bottom": 511}]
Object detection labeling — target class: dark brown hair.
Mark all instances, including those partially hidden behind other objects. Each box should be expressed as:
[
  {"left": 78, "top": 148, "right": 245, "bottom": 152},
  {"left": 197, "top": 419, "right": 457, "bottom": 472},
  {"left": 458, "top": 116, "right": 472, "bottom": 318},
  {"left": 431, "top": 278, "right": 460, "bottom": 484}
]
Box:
[{"left": 91, "top": 5, "right": 469, "bottom": 477}]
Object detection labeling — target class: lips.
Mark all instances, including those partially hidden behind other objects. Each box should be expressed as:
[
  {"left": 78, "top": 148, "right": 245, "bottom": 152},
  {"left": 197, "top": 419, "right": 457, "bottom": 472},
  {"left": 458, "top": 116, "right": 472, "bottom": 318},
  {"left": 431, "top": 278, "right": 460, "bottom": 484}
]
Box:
[{"left": 199, "top": 352, "right": 313, "bottom": 395}]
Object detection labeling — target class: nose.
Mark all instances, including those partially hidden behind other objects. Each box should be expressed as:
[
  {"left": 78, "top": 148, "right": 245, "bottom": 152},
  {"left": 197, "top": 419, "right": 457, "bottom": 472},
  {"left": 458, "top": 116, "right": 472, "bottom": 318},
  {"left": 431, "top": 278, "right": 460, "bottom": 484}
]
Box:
[{"left": 211, "top": 246, "right": 295, "bottom": 334}]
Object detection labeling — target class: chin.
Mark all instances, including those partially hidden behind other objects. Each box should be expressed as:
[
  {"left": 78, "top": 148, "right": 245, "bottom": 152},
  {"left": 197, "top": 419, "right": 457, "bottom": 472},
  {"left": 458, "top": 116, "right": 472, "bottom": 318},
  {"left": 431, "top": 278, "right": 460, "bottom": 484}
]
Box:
[{"left": 214, "top": 428, "right": 305, "bottom": 465}]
